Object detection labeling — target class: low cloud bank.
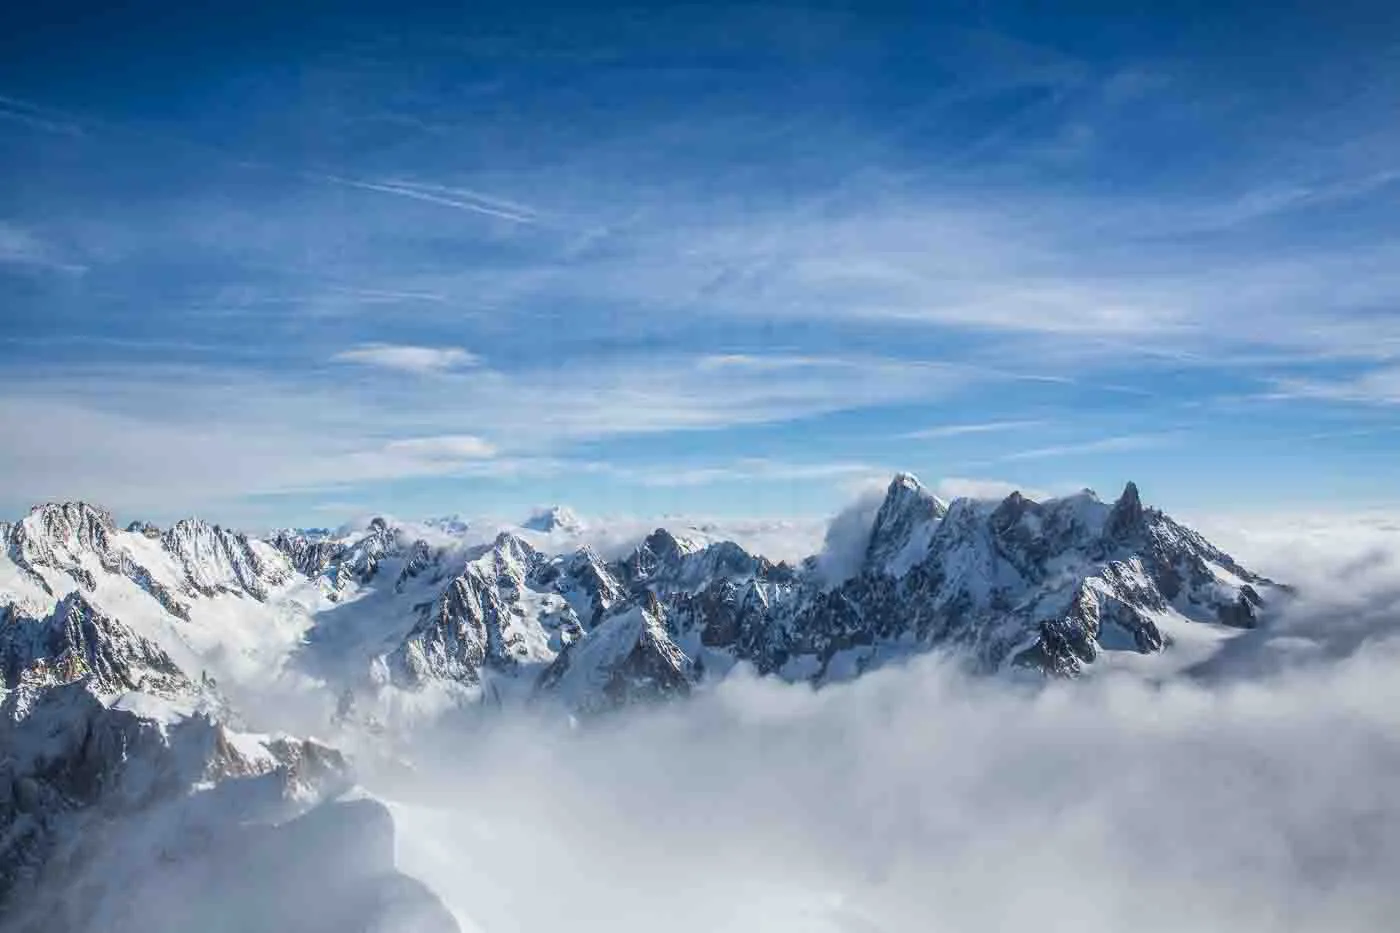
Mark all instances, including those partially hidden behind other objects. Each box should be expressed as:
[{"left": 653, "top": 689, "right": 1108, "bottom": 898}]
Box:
[
  {"left": 367, "top": 514, "right": 1400, "bottom": 933},
  {"left": 1191, "top": 512, "right": 1400, "bottom": 677},
  {"left": 813, "top": 480, "right": 888, "bottom": 585},
  {"left": 385, "top": 635, "right": 1400, "bottom": 932}
]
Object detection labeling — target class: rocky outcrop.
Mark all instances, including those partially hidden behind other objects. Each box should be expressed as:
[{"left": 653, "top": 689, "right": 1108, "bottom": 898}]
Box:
[
  {"left": 537, "top": 600, "right": 690, "bottom": 713},
  {"left": 387, "top": 533, "right": 580, "bottom": 690},
  {"left": 160, "top": 518, "right": 289, "bottom": 601},
  {"left": 864, "top": 472, "right": 949, "bottom": 577},
  {"left": 0, "top": 594, "right": 195, "bottom": 716}
]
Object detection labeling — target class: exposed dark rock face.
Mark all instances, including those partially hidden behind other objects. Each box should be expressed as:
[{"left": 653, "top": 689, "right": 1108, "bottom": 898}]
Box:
[
  {"left": 161, "top": 519, "right": 288, "bottom": 600},
  {"left": 0, "top": 594, "right": 193, "bottom": 711},
  {"left": 537, "top": 601, "right": 691, "bottom": 713},
  {"left": 3, "top": 503, "right": 289, "bottom": 613},
  {"left": 532, "top": 545, "right": 627, "bottom": 627},
  {"left": 388, "top": 533, "right": 580, "bottom": 689},
  {"left": 364, "top": 474, "right": 1278, "bottom": 708},
  {"left": 559, "top": 475, "right": 1279, "bottom": 682},
  {"left": 865, "top": 472, "right": 948, "bottom": 576},
  {"left": 271, "top": 518, "right": 438, "bottom": 602},
  {"left": 270, "top": 530, "right": 346, "bottom": 579}
]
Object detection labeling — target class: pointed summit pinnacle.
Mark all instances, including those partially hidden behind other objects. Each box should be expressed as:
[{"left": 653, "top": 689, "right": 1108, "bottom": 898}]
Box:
[
  {"left": 1106, "top": 481, "right": 1146, "bottom": 538},
  {"left": 865, "top": 472, "right": 949, "bottom": 576},
  {"left": 890, "top": 471, "right": 921, "bottom": 491}
]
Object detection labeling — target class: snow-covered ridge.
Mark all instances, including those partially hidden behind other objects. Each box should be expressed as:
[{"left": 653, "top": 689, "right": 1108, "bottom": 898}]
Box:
[
  {"left": 2, "top": 475, "right": 1282, "bottom": 718},
  {"left": 260, "top": 473, "right": 1280, "bottom": 716},
  {"left": 0, "top": 505, "right": 456, "bottom": 931},
  {"left": 0, "top": 474, "right": 1284, "bottom": 927}
]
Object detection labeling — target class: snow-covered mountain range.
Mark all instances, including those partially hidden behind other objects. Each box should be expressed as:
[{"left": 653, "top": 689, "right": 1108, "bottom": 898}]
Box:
[{"left": 0, "top": 475, "right": 1283, "bottom": 930}]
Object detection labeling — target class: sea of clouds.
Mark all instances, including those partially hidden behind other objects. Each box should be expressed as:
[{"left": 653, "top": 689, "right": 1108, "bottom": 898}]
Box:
[
  {"left": 33, "top": 499, "right": 1400, "bottom": 933},
  {"left": 356, "top": 509, "right": 1400, "bottom": 933}
]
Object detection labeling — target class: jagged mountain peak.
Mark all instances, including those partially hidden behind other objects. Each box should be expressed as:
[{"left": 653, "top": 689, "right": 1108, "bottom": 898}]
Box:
[
  {"left": 24, "top": 500, "right": 116, "bottom": 527},
  {"left": 0, "top": 591, "right": 198, "bottom": 718},
  {"left": 17, "top": 501, "right": 116, "bottom": 550},
  {"left": 889, "top": 470, "right": 922, "bottom": 490},
  {"left": 1105, "top": 480, "right": 1147, "bottom": 539},
  {"left": 865, "top": 471, "right": 949, "bottom": 578},
  {"left": 164, "top": 515, "right": 239, "bottom": 538},
  {"left": 643, "top": 526, "right": 685, "bottom": 557},
  {"left": 123, "top": 519, "right": 161, "bottom": 538},
  {"left": 1, "top": 479, "right": 1282, "bottom": 713},
  {"left": 522, "top": 505, "right": 584, "bottom": 533},
  {"left": 386, "top": 530, "right": 567, "bottom": 691},
  {"left": 160, "top": 518, "right": 288, "bottom": 600},
  {"left": 488, "top": 529, "right": 543, "bottom": 572},
  {"left": 537, "top": 601, "right": 689, "bottom": 713}
]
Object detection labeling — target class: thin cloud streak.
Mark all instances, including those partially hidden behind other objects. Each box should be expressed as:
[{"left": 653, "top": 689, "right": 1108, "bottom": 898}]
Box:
[
  {"left": 0, "top": 221, "right": 87, "bottom": 274},
  {"left": 0, "top": 92, "right": 85, "bottom": 136},
  {"left": 377, "top": 179, "right": 540, "bottom": 220},
  {"left": 381, "top": 434, "right": 498, "bottom": 460},
  {"left": 617, "top": 459, "right": 885, "bottom": 488},
  {"left": 1267, "top": 368, "right": 1400, "bottom": 406},
  {"left": 332, "top": 343, "right": 481, "bottom": 373},
  {"left": 996, "top": 433, "right": 1178, "bottom": 462},
  {"left": 310, "top": 172, "right": 538, "bottom": 223},
  {"left": 902, "top": 419, "right": 1047, "bottom": 439}
]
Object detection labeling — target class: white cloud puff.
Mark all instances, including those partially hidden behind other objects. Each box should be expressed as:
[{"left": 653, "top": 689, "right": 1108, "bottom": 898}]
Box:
[
  {"left": 332, "top": 343, "right": 480, "bottom": 373},
  {"left": 381, "top": 434, "right": 498, "bottom": 460}
]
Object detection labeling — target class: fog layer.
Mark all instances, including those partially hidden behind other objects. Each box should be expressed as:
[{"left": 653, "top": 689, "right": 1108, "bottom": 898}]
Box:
[{"left": 377, "top": 533, "right": 1400, "bottom": 933}]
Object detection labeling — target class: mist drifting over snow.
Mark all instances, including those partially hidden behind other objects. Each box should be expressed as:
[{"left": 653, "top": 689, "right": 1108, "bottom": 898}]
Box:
[
  {"left": 336, "top": 519, "right": 1400, "bottom": 933},
  {"left": 383, "top": 657, "right": 1400, "bottom": 932},
  {"left": 813, "top": 481, "right": 888, "bottom": 585}
]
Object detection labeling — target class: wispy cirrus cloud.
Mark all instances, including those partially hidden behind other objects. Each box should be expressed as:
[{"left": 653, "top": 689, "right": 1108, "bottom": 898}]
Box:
[
  {"left": 902, "top": 420, "right": 1047, "bottom": 439},
  {"left": 996, "top": 433, "right": 1178, "bottom": 462},
  {"left": 310, "top": 173, "right": 539, "bottom": 223},
  {"left": 0, "top": 221, "right": 86, "bottom": 274},
  {"left": 381, "top": 434, "right": 497, "bottom": 460},
  {"left": 617, "top": 459, "right": 884, "bottom": 488},
  {"left": 0, "top": 93, "right": 85, "bottom": 136},
  {"left": 1267, "top": 367, "right": 1400, "bottom": 406},
  {"left": 332, "top": 343, "right": 480, "bottom": 374}
]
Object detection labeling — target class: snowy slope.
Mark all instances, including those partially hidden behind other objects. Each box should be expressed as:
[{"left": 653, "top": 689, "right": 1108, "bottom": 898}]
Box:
[{"left": 0, "top": 506, "right": 457, "bottom": 932}]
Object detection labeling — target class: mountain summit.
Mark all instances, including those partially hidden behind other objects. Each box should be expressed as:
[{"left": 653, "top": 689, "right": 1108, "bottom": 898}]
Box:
[
  {"left": 864, "top": 472, "right": 949, "bottom": 578},
  {"left": 522, "top": 505, "right": 585, "bottom": 534}
]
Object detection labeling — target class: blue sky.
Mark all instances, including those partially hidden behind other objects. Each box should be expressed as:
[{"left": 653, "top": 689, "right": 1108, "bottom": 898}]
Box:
[{"left": 2, "top": 1, "right": 1400, "bottom": 527}]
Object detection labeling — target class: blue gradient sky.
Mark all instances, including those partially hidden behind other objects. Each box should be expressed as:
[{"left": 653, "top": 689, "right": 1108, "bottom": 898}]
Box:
[{"left": 3, "top": 1, "right": 1399, "bottom": 525}]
